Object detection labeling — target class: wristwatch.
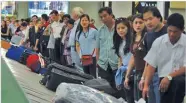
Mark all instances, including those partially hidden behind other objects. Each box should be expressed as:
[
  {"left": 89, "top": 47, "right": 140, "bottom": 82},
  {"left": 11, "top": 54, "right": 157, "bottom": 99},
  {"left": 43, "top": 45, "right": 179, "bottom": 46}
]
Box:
[{"left": 166, "top": 75, "right": 172, "bottom": 81}]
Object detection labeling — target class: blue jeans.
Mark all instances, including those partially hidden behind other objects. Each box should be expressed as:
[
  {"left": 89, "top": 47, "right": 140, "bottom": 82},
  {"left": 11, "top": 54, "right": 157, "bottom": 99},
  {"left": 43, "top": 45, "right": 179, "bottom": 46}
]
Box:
[
  {"left": 134, "top": 72, "right": 143, "bottom": 101},
  {"left": 70, "top": 47, "right": 83, "bottom": 71},
  {"left": 148, "top": 72, "right": 160, "bottom": 103}
]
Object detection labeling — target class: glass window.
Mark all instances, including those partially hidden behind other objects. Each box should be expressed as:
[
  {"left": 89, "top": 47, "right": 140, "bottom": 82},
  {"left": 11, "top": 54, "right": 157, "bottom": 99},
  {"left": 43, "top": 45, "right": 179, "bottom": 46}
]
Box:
[{"left": 28, "top": 1, "right": 69, "bottom": 17}]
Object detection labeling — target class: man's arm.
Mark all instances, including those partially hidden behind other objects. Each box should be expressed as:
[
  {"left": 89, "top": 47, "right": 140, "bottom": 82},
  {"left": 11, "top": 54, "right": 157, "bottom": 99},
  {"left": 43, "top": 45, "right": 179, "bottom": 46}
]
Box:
[
  {"left": 96, "top": 48, "right": 99, "bottom": 62},
  {"left": 34, "top": 39, "right": 39, "bottom": 51},
  {"left": 142, "top": 38, "right": 159, "bottom": 98},
  {"left": 95, "top": 30, "right": 100, "bottom": 63},
  {"left": 143, "top": 64, "right": 156, "bottom": 98},
  {"left": 169, "top": 67, "right": 185, "bottom": 77}
]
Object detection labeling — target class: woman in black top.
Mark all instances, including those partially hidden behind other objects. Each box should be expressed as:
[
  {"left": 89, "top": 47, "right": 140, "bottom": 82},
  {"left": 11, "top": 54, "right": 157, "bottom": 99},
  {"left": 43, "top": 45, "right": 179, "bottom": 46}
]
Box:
[
  {"left": 1, "top": 20, "right": 7, "bottom": 34},
  {"left": 1, "top": 20, "right": 9, "bottom": 39},
  {"left": 124, "top": 14, "right": 147, "bottom": 101}
]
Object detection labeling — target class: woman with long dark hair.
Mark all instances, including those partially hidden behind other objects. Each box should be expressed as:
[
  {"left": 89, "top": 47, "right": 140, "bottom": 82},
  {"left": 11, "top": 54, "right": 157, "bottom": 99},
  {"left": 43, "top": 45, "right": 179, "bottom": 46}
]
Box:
[
  {"left": 124, "top": 13, "right": 147, "bottom": 101},
  {"left": 75, "top": 14, "right": 98, "bottom": 78},
  {"left": 113, "top": 17, "right": 133, "bottom": 102},
  {"left": 1, "top": 20, "right": 8, "bottom": 39},
  {"left": 113, "top": 17, "right": 132, "bottom": 67}
]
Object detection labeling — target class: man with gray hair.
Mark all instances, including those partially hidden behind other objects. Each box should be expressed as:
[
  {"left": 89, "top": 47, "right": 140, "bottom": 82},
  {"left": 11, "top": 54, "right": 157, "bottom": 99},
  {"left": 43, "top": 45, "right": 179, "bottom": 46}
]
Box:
[{"left": 68, "top": 7, "right": 84, "bottom": 70}]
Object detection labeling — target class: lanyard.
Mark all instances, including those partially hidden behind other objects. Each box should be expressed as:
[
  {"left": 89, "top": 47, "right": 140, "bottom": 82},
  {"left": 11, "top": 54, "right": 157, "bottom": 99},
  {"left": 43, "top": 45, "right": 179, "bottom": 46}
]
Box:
[{"left": 83, "top": 31, "right": 89, "bottom": 38}]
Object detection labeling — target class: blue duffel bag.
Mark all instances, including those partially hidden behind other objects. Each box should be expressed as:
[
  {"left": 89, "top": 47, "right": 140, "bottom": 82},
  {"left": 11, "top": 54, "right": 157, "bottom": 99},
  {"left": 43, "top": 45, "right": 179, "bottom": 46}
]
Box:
[{"left": 6, "top": 45, "right": 32, "bottom": 62}]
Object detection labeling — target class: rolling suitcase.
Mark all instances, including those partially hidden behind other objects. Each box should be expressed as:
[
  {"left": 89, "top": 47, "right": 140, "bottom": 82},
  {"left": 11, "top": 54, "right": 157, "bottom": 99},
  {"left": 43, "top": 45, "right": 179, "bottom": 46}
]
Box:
[
  {"left": 84, "top": 79, "right": 116, "bottom": 95},
  {"left": 44, "top": 63, "right": 94, "bottom": 91},
  {"left": 10, "top": 35, "right": 22, "bottom": 45},
  {"left": 19, "top": 49, "right": 37, "bottom": 65},
  {"left": 6, "top": 45, "right": 26, "bottom": 61},
  {"left": 54, "top": 83, "right": 123, "bottom": 103},
  {"left": 84, "top": 78, "right": 127, "bottom": 99},
  {"left": 26, "top": 54, "right": 39, "bottom": 71}
]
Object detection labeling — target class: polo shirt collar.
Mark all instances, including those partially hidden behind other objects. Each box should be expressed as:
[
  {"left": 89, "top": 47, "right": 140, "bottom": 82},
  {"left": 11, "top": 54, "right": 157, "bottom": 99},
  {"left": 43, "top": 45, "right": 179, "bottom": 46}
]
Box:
[{"left": 164, "top": 33, "right": 185, "bottom": 46}]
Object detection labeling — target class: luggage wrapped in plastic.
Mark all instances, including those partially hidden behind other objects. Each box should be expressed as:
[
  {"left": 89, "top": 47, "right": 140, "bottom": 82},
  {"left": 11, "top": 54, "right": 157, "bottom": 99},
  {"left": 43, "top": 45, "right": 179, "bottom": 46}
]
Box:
[{"left": 53, "top": 83, "right": 125, "bottom": 103}]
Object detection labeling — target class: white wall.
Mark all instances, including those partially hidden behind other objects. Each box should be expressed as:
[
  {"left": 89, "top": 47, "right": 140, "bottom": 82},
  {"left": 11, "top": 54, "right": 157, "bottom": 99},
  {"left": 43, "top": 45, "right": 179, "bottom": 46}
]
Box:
[
  {"left": 16, "top": 2, "right": 28, "bottom": 19},
  {"left": 69, "top": 2, "right": 102, "bottom": 28},
  {"left": 112, "top": 1, "right": 132, "bottom": 18},
  {"left": 157, "top": 1, "right": 165, "bottom": 18}
]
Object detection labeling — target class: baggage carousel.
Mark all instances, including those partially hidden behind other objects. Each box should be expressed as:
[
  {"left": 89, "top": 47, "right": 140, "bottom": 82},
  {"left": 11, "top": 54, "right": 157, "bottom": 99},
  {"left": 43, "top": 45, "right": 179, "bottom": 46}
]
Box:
[
  {"left": 1, "top": 47, "right": 186, "bottom": 103},
  {"left": 1, "top": 48, "right": 55, "bottom": 103}
]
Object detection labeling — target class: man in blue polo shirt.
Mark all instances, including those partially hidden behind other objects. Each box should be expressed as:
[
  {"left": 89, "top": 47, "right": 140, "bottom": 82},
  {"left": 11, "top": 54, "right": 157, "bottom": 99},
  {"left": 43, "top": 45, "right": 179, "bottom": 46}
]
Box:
[{"left": 96, "top": 7, "right": 118, "bottom": 88}]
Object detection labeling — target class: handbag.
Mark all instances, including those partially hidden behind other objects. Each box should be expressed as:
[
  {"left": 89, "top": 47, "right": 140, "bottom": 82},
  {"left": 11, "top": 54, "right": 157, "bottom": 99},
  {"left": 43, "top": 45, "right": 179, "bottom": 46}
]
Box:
[{"left": 81, "top": 49, "right": 95, "bottom": 66}]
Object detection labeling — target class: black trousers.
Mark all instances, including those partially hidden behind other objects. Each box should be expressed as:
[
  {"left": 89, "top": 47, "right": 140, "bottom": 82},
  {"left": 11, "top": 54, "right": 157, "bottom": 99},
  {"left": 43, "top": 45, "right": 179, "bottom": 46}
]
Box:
[
  {"left": 60, "top": 43, "right": 67, "bottom": 65},
  {"left": 97, "top": 64, "right": 117, "bottom": 89},
  {"left": 82, "top": 57, "right": 96, "bottom": 78},
  {"left": 123, "top": 71, "right": 135, "bottom": 103},
  {"left": 49, "top": 38, "right": 61, "bottom": 64},
  {"left": 160, "top": 75, "right": 185, "bottom": 103}
]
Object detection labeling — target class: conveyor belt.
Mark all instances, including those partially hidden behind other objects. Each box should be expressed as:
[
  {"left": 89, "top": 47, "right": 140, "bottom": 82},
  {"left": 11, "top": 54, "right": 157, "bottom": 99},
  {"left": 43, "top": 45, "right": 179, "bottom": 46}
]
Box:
[{"left": 1, "top": 48, "right": 55, "bottom": 103}]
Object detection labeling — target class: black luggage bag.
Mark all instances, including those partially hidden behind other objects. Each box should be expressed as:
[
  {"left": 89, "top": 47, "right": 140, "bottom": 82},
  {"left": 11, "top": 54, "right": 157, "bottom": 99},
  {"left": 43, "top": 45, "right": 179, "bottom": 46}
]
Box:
[
  {"left": 19, "top": 49, "right": 37, "bottom": 65},
  {"left": 84, "top": 79, "right": 116, "bottom": 94},
  {"left": 42, "top": 63, "right": 94, "bottom": 91}
]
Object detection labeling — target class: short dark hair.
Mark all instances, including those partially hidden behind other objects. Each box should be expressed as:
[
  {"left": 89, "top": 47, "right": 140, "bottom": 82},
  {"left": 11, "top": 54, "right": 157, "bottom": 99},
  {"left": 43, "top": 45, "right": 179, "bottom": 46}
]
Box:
[
  {"left": 21, "top": 22, "right": 27, "bottom": 27},
  {"left": 50, "top": 10, "right": 58, "bottom": 15},
  {"left": 67, "top": 19, "right": 75, "bottom": 25},
  {"left": 98, "top": 7, "right": 113, "bottom": 15},
  {"left": 132, "top": 13, "right": 143, "bottom": 22},
  {"left": 25, "top": 18, "right": 31, "bottom": 23},
  {"left": 15, "top": 20, "right": 19, "bottom": 23},
  {"left": 21, "top": 19, "right": 25, "bottom": 22},
  {"left": 62, "top": 14, "right": 71, "bottom": 21},
  {"left": 32, "top": 15, "right": 38, "bottom": 19},
  {"left": 143, "top": 7, "right": 162, "bottom": 22},
  {"left": 167, "top": 13, "right": 185, "bottom": 30},
  {"left": 41, "top": 14, "right": 49, "bottom": 21}
]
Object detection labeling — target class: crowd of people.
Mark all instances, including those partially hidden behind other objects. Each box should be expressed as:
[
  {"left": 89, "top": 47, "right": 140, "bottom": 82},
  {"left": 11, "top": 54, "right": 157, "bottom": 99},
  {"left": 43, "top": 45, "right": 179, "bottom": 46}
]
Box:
[{"left": 1, "top": 6, "right": 185, "bottom": 103}]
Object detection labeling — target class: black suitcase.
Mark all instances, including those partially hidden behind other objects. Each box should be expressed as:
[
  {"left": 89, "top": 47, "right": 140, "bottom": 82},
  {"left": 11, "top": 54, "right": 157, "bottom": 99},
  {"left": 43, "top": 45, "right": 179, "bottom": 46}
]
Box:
[
  {"left": 19, "top": 49, "right": 37, "bottom": 65},
  {"left": 54, "top": 83, "right": 123, "bottom": 103},
  {"left": 84, "top": 78, "right": 127, "bottom": 99},
  {"left": 44, "top": 63, "right": 94, "bottom": 91},
  {"left": 84, "top": 79, "right": 116, "bottom": 95}
]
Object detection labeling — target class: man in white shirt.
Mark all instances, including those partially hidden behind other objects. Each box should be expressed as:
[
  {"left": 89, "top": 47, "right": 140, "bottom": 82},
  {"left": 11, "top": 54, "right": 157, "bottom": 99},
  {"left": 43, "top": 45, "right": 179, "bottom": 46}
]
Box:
[
  {"left": 47, "top": 10, "right": 63, "bottom": 64},
  {"left": 68, "top": 7, "right": 84, "bottom": 70},
  {"left": 142, "top": 13, "right": 186, "bottom": 103}
]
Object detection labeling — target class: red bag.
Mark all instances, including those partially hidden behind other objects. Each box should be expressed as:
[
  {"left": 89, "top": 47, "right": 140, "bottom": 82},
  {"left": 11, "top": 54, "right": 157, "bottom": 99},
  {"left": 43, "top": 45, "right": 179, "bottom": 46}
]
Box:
[
  {"left": 26, "top": 54, "right": 39, "bottom": 71},
  {"left": 81, "top": 49, "right": 95, "bottom": 66}
]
